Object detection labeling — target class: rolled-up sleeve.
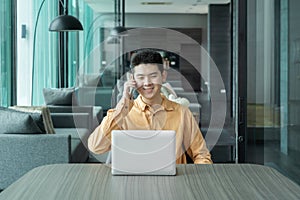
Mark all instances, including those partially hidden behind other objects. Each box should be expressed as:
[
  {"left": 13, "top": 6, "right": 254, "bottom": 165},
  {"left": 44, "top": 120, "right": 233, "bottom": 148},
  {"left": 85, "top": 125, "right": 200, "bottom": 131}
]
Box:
[{"left": 88, "top": 97, "right": 134, "bottom": 154}]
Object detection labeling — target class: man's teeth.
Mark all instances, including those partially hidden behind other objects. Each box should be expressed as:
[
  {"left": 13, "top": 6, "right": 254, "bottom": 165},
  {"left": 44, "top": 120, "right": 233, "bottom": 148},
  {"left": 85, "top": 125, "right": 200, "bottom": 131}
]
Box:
[{"left": 143, "top": 87, "right": 153, "bottom": 90}]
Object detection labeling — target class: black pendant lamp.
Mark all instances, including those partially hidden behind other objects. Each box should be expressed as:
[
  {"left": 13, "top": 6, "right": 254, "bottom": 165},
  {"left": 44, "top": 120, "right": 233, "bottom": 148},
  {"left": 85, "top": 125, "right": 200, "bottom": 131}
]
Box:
[
  {"left": 49, "top": 15, "right": 83, "bottom": 32},
  {"left": 49, "top": 0, "right": 83, "bottom": 32}
]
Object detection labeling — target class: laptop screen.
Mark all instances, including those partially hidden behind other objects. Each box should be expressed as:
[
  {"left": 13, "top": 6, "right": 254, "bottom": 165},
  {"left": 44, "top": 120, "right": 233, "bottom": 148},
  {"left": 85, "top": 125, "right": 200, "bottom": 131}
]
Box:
[{"left": 111, "top": 130, "right": 176, "bottom": 175}]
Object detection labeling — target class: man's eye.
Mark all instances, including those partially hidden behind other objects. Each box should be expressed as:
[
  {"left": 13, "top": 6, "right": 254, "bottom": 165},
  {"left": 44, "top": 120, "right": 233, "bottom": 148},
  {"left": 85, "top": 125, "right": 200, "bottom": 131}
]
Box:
[
  {"left": 151, "top": 75, "right": 158, "bottom": 78},
  {"left": 137, "top": 77, "right": 144, "bottom": 80}
]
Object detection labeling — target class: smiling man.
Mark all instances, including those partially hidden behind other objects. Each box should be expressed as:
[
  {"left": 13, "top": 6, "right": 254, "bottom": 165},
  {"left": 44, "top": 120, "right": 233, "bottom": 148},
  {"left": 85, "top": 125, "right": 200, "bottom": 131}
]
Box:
[{"left": 88, "top": 49, "right": 212, "bottom": 164}]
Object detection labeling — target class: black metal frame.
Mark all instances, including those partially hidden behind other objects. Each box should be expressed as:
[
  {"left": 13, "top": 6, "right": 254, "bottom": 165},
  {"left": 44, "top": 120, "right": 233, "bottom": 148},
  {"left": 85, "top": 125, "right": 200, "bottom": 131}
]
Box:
[
  {"left": 58, "top": 0, "right": 68, "bottom": 88},
  {"left": 236, "top": 0, "right": 247, "bottom": 163}
]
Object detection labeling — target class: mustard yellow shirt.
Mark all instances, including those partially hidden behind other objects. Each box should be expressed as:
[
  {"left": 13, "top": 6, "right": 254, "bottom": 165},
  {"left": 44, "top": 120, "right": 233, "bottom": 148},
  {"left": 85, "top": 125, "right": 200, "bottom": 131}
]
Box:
[{"left": 88, "top": 94, "right": 212, "bottom": 164}]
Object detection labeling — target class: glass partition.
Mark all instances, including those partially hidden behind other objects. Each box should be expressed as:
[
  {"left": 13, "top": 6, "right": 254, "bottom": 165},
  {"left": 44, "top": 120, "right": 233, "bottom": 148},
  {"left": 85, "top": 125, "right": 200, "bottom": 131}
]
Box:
[{"left": 246, "top": 0, "right": 300, "bottom": 185}]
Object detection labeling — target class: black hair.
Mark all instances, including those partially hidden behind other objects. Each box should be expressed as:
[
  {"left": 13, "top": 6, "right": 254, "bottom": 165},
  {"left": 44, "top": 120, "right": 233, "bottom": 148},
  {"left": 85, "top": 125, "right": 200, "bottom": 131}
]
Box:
[{"left": 130, "top": 49, "right": 164, "bottom": 73}]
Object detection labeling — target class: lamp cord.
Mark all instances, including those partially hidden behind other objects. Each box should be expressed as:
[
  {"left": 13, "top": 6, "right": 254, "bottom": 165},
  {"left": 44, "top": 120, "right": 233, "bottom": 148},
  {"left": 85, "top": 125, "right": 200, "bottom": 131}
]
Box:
[
  {"left": 59, "top": 0, "right": 67, "bottom": 15},
  {"left": 31, "top": 0, "right": 46, "bottom": 105}
]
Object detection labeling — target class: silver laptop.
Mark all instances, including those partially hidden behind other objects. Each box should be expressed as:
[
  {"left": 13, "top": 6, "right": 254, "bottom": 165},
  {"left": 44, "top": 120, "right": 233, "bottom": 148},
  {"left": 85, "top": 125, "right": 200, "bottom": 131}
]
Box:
[{"left": 111, "top": 130, "right": 176, "bottom": 175}]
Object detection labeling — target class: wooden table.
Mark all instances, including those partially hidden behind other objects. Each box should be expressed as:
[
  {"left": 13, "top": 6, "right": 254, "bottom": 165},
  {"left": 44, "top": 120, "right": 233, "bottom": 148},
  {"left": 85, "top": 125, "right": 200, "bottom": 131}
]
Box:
[{"left": 1, "top": 164, "right": 300, "bottom": 200}]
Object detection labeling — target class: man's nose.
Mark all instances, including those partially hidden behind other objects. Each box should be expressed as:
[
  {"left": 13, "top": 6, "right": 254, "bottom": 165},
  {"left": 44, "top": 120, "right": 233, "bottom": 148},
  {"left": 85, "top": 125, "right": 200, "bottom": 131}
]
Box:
[{"left": 144, "top": 76, "right": 152, "bottom": 85}]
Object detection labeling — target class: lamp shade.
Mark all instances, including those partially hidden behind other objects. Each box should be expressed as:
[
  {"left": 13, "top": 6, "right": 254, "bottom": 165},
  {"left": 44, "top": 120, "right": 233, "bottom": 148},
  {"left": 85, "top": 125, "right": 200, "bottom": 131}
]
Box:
[
  {"left": 110, "top": 26, "right": 128, "bottom": 36},
  {"left": 49, "top": 15, "right": 83, "bottom": 32}
]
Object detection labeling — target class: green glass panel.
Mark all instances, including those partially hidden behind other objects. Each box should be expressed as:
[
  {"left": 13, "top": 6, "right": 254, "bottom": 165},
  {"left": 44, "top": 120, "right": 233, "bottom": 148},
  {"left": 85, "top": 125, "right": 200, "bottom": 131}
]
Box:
[
  {"left": 0, "top": 0, "right": 12, "bottom": 107},
  {"left": 31, "top": 1, "right": 58, "bottom": 105}
]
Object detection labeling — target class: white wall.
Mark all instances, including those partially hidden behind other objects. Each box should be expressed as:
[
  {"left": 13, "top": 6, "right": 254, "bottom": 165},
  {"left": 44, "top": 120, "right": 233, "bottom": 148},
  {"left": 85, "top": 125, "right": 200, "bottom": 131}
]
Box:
[{"left": 16, "top": 0, "right": 33, "bottom": 105}]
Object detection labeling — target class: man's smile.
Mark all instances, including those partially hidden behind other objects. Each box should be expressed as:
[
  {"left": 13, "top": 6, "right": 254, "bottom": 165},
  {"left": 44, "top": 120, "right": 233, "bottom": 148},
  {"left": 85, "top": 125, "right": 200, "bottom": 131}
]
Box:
[{"left": 143, "top": 86, "right": 154, "bottom": 90}]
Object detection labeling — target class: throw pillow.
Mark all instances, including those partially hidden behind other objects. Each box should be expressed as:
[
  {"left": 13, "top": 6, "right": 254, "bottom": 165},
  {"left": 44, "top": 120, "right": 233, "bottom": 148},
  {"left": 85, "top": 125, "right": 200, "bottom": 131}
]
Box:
[
  {"left": 0, "top": 107, "right": 42, "bottom": 134},
  {"left": 43, "top": 87, "right": 77, "bottom": 105},
  {"left": 9, "top": 106, "right": 55, "bottom": 134}
]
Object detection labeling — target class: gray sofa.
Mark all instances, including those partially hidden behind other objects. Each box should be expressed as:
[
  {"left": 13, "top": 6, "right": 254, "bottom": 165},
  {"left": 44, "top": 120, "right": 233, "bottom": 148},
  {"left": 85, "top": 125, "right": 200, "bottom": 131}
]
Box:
[
  {"left": 0, "top": 105, "right": 103, "bottom": 190},
  {"left": 0, "top": 133, "right": 71, "bottom": 190}
]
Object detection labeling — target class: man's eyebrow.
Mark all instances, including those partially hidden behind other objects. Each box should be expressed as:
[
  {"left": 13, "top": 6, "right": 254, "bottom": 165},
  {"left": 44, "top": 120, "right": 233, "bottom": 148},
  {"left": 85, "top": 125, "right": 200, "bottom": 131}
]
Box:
[
  {"left": 149, "top": 72, "right": 159, "bottom": 76},
  {"left": 136, "top": 72, "right": 159, "bottom": 77}
]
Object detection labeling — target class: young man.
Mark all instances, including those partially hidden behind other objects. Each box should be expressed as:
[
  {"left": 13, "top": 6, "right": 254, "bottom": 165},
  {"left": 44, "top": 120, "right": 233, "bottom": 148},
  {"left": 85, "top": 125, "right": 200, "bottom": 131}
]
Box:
[{"left": 88, "top": 49, "right": 212, "bottom": 164}]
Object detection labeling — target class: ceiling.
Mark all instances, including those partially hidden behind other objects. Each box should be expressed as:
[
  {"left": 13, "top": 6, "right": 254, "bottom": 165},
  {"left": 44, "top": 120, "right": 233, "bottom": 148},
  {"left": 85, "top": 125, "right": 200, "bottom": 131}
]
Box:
[{"left": 84, "top": 0, "right": 230, "bottom": 14}]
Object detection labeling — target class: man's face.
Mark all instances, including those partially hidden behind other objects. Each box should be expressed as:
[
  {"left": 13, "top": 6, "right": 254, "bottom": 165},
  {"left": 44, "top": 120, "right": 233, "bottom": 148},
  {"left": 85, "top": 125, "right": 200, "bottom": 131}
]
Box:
[{"left": 132, "top": 63, "right": 166, "bottom": 101}]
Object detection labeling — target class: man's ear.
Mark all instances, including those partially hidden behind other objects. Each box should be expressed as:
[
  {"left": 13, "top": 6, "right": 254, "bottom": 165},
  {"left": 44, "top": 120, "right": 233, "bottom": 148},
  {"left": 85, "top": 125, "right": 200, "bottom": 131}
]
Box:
[{"left": 162, "top": 70, "right": 168, "bottom": 82}]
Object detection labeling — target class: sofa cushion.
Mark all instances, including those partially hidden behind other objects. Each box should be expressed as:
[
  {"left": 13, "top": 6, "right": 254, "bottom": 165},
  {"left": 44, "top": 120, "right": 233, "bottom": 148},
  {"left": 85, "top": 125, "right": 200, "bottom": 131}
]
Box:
[
  {"left": 0, "top": 107, "right": 42, "bottom": 134},
  {"left": 9, "top": 106, "right": 55, "bottom": 134},
  {"left": 43, "top": 87, "right": 77, "bottom": 106}
]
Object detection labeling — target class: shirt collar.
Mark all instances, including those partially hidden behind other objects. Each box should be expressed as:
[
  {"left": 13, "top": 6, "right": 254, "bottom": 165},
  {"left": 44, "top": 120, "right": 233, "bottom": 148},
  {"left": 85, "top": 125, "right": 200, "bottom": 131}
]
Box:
[{"left": 135, "top": 94, "right": 175, "bottom": 112}]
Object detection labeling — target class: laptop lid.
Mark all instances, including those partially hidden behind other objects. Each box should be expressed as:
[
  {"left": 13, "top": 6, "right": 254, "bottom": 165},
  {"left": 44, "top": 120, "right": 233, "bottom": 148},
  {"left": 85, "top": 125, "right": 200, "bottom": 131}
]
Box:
[{"left": 111, "top": 130, "right": 176, "bottom": 175}]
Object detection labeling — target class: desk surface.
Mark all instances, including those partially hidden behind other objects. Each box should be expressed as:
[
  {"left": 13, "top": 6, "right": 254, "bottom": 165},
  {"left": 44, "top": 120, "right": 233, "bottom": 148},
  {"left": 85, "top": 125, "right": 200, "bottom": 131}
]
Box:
[{"left": 1, "top": 164, "right": 300, "bottom": 200}]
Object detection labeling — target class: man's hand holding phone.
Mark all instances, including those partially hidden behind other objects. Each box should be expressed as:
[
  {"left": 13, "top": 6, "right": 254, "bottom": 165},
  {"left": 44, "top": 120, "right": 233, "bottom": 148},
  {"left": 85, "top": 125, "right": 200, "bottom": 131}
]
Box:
[{"left": 123, "top": 76, "right": 137, "bottom": 99}]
